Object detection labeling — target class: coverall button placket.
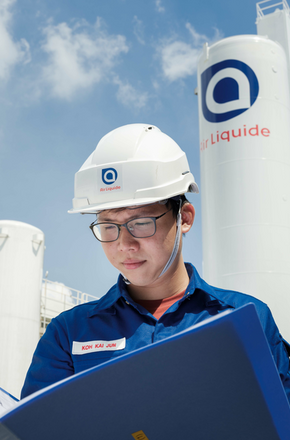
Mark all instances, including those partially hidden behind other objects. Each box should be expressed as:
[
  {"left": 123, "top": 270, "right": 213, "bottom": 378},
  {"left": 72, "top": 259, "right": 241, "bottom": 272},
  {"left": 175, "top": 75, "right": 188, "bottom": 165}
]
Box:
[{"left": 151, "top": 298, "right": 187, "bottom": 343}]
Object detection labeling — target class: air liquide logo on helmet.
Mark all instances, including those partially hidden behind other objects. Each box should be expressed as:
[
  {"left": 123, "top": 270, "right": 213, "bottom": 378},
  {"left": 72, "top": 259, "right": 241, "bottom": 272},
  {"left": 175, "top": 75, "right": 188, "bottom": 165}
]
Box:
[
  {"left": 102, "top": 168, "right": 118, "bottom": 185},
  {"left": 98, "top": 167, "right": 122, "bottom": 193},
  {"left": 201, "top": 59, "right": 259, "bottom": 123}
]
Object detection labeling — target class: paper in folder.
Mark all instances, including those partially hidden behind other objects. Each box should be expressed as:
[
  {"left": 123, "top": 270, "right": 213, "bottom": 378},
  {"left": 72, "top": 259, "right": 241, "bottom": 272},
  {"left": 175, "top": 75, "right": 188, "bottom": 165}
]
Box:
[{"left": 0, "top": 303, "right": 290, "bottom": 440}]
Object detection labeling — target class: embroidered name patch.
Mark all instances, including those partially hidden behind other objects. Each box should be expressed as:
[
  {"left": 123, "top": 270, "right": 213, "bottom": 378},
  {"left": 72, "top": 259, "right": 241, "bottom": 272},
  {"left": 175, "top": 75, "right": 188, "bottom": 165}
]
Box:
[{"left": 72, "top": 338, "right": 126, "bottom": 355}]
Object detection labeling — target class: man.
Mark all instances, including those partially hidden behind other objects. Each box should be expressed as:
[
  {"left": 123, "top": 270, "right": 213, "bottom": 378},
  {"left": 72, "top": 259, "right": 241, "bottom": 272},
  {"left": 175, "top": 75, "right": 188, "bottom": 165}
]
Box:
[{"left": 21, "top": 124, "right": 290, "bottom": 401}]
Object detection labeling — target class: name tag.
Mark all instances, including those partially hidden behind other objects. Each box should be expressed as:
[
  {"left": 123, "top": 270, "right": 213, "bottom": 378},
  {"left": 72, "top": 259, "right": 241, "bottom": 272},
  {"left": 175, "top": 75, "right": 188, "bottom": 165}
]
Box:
[{"left": 72, "top": 338, "right": 126, "bottom": 355}]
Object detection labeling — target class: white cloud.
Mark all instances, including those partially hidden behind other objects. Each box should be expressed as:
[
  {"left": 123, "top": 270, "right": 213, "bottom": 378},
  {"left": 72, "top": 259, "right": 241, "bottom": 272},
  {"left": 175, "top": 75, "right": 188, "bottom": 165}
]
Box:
[
  {"left": 185, "top": 22, "right": 207, "bottom": 47},
  {"left": 41, "top": 18, "right": 129, "bottom": 99},
  {"left": 114, "top": 76, "right": 148, "bottom": 109},
  {"left": 157, "top": 23, "right": 223, "bottom": 82},
  {"left": 152, "top": 79, "right": 160, "bottom": 90},
  {"left": 159, "top": 40, "right": 201, "bottom": 82},
  {"left": 133, "top": 16, "right": 145, "bottom": 45},
  {"left": 0, "top": 0, "right": 30, "bottom": 80},
  {"left": 209, "top": 27, "right": 224, "bottom": 45},
  {"left": 155, "top": 0, "right": 165, "bottom": 13}
]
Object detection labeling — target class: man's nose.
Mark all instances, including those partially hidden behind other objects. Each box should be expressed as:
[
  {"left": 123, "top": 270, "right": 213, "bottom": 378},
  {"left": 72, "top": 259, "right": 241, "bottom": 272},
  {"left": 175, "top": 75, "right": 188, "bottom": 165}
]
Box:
[{"left": 117, "top": 226, "right": 139, "bottom": 250}]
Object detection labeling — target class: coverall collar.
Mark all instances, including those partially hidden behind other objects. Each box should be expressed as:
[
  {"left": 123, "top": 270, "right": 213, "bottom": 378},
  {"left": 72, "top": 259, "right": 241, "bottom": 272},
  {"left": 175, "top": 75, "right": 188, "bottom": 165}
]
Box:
[{"left": 88, "top": 263, "right": 229, "bottom": 317}]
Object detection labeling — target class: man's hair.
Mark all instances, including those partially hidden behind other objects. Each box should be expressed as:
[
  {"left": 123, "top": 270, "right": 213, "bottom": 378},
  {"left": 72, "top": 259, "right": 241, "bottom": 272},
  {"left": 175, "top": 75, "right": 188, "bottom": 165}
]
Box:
[
  {"left": 167, "top": 195, "right": 189, "bottom": 218},
  {"left": 97, "top": 195, "right": 190, "bottom": 220}
]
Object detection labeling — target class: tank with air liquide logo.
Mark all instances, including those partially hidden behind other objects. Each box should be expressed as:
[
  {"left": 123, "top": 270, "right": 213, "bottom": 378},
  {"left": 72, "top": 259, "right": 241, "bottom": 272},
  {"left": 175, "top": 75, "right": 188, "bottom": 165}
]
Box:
[{"left": 197, "top": 35, "right": 290, "bottom": 341}]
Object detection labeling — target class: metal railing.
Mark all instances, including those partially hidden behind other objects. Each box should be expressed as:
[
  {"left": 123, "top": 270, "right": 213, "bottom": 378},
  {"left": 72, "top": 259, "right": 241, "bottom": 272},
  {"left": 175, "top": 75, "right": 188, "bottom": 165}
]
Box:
[
  {"left": 257, "top": 0, "right": 290, "bottom": 18},
  {"left": 40, "top": 279, "right": 99, "bottom": 337}
]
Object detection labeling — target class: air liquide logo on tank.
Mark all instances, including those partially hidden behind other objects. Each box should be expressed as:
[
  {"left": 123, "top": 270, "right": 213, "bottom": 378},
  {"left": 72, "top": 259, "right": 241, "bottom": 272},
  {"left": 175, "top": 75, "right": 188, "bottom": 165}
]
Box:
[
  {"left": 98, "top": 167, "right": 122, "bottom": 193},
  {"left": 201, "top": 59, "right": 259, "bottom": 123},
  {"left": 200, "top": 59, "right": 271, "bottom": 152}
]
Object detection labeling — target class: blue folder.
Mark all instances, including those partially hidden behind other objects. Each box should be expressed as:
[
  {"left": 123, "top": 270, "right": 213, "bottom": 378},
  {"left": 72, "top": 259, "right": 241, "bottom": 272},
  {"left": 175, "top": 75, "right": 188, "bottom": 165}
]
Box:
[{"left": 1, "top": 304, "right": 290, "bottom": 439}]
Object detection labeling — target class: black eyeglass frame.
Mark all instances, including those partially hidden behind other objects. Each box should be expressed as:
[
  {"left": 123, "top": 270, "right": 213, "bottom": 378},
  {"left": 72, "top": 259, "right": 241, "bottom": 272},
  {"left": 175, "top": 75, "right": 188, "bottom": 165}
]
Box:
[{"left": 89, "top": 208, "right": 173, "bottom": 243}]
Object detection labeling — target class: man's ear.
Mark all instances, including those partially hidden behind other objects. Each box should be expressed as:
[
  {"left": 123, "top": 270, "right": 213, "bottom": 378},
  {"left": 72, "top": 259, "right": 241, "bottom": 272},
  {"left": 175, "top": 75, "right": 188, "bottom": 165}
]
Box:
[{"left": 180, "top": 203, "right": 195, "bottom": 234}]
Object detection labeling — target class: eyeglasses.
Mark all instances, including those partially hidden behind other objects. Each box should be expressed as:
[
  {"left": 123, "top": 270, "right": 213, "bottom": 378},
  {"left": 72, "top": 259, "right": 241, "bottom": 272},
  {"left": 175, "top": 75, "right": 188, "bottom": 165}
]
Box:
[{"left": 89, "top": 208, "right": 173, "bottom": 242}]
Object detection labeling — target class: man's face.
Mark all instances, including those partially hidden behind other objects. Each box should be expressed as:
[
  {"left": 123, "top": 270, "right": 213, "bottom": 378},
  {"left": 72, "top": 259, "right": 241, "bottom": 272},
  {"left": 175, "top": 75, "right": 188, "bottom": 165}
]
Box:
[{"left": 98, "top": 203, "right": 178, "bottom": 288}]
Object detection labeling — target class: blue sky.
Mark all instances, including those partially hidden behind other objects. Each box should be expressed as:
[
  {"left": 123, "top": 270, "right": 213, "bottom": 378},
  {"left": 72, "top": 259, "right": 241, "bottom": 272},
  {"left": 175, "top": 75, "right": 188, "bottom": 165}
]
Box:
[{"left": 0, "top": 0, "right": 259, "bottom": 297}]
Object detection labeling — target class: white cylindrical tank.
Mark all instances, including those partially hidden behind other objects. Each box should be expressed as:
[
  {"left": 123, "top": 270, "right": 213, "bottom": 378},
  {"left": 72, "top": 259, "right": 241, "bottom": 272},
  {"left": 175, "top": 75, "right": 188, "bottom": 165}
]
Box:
[
  {"left": 197, "top": 35, "right": 290, "bottom": 341},
  {"left": 0, "top": 220, "right": 45, "bottom": 398}
]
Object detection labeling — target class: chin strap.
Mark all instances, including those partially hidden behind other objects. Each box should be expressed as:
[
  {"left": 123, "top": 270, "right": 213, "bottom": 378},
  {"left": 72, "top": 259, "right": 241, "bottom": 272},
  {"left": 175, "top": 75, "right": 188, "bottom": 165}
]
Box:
[
  {"left": 122, "top": 198, "right": 182, "bottom": 285},
  {"left": 158, "top": 210, "right": 182, "bottom": 278},
  {"left": 123, "top": 275, "right": 131, "bottom": 285}
]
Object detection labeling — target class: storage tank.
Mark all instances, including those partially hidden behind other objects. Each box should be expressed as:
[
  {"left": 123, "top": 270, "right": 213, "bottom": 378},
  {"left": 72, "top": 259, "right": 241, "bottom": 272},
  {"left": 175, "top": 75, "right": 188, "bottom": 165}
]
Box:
[
  {"left": 256, "top": 0, "right": 290, "bottom": 79},
  {"left": 0, "top": 220, "right": 45, "bottom": 398},
  {"left": 197, "top": 35, "right": 290, "bottom": 341}
]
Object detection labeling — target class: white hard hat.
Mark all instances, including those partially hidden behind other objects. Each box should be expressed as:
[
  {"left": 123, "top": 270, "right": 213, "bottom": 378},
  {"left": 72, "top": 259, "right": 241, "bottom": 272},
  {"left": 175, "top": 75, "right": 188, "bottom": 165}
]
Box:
[{"left": 69, "top": 123, "right": 199, "bottom": 214}]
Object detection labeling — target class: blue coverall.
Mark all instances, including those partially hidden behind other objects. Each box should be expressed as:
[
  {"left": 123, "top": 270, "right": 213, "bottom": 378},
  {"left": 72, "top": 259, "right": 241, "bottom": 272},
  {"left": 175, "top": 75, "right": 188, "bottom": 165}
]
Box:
[{"left": 21, "top": 263, "right": 290, "bottom": 402}]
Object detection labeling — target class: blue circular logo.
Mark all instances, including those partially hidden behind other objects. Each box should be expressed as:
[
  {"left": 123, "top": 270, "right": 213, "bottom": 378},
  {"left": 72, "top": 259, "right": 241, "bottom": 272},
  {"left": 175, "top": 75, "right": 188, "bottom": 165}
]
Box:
[
  {"left": 102, "top": 168, "right": 118, "bottom": 185},
  {"left": 201, "top": 59, "right": 259, "bottom": 123}
]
